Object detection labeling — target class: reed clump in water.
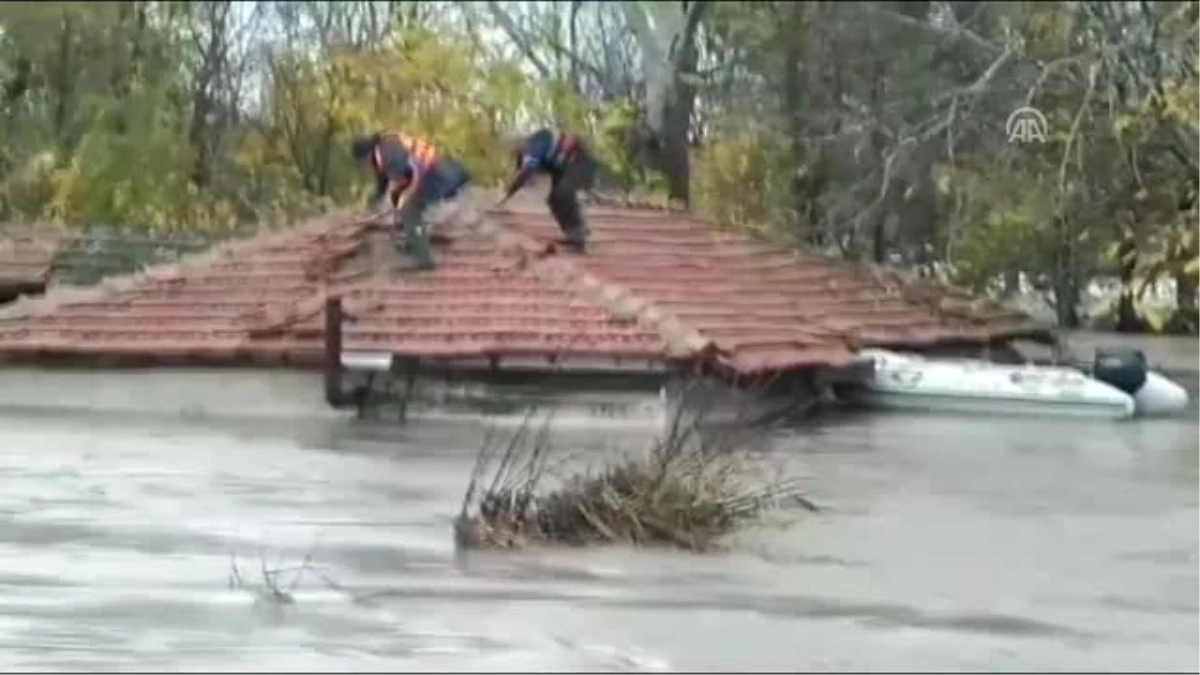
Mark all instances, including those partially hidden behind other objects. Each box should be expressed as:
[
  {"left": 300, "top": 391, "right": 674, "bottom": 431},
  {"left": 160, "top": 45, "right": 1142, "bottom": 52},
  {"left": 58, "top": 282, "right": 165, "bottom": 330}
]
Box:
[{"left": 454, "top": 385, "right": 818, "bottom": 553}]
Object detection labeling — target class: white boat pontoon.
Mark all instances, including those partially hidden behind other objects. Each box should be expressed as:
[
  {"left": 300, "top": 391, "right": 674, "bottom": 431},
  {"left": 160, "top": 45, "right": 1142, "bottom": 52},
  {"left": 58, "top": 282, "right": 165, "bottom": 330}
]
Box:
[{"left": 842, "top": 346, "right": 1189, "bottom": 421}]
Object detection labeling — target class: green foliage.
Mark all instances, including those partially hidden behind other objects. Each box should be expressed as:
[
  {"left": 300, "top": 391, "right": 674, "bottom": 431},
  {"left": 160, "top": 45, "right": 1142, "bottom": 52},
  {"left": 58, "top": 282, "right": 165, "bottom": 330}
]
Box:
[
  {"left": 692, "top": 127, "right": 794, "bottom": 238},
  {"left": 0, "top": 10, "right": 657, "bottom": 232},
  {"left": 688, "top": 0, "right": 1198, "bottom": 330},
  {"left": 942, "top": 161, "right": 1061, "bottom": 291},
  {"left": 46, "top": 82, "right": 220, "bottom": 231},
  {"left": 1132, "top": 218, "right": 1200, "bottom": 292}
]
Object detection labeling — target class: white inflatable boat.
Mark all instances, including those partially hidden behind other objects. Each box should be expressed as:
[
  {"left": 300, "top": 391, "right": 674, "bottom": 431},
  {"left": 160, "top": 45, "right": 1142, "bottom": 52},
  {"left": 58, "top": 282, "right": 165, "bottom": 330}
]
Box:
[{"left": 844, "top": 347, "right": 1190, "bottom": 421}]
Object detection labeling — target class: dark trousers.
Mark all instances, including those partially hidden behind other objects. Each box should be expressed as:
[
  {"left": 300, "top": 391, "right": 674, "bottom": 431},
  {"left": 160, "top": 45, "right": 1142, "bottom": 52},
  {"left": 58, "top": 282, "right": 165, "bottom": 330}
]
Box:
[
  {"left": 547, "top": 155, "right": 596, "bottom": 251},
  {"left": 393, "top": 158, "right": 470, "bottom": 269}
]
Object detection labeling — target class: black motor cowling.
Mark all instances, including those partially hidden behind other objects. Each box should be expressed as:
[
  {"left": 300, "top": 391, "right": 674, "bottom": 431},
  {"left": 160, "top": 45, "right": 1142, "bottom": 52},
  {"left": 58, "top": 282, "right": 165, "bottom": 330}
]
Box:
[{"left": 1092, "top": 347, "right": 1148, "bottom": 395}]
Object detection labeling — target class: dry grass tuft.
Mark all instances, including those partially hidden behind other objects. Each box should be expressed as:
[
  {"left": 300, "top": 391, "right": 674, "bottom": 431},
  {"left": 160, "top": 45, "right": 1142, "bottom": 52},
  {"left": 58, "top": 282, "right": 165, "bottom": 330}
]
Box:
[{"left": 454, "top": 383, "right": 818, "bottom": 553}]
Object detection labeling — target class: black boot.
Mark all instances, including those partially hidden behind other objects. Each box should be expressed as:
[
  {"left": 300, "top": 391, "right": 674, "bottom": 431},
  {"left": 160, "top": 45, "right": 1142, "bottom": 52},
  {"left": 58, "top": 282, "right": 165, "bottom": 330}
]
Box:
[
  {"left": 563, "top": 230, "right": 587, "bottom": 253},
  {"left": 395, "top": 197, "right": 437, "bottom": 271},
  {"left": 402, "top": 224, "right": 436, "bottom": 271},
  {"left": 548, "top": 191, "right": 588, "bottom": 255}
]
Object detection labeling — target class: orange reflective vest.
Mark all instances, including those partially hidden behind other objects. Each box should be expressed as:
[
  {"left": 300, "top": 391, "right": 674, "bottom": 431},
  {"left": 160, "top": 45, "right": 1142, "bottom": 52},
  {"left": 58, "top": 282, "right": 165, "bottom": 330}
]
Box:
[
  {"left": 373, "top": 132, "right": 438, "bottom": 176},
  {"left": 513, "top": 132, "right": 582, "bottom": 172}
]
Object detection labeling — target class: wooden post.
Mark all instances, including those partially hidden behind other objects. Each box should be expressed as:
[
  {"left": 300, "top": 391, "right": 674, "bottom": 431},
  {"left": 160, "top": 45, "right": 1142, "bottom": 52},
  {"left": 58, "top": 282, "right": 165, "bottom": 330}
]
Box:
[
  {"left": 397, "top": 357, "right": 419, "bottom": 422},
  {"left": 323, "top": 295, "right": 346, "bottom": 407}
]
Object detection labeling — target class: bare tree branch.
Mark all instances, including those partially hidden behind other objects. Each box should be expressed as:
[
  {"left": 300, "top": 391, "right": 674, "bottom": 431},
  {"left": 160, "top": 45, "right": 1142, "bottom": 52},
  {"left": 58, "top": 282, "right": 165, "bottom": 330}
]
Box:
[{"left": 484, "top": 2, "right": 552, "bottom": 80}]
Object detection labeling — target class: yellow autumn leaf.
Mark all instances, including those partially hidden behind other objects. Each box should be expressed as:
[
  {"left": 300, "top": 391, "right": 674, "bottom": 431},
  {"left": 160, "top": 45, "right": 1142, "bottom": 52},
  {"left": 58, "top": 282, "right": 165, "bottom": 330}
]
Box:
[
  {"left": 1184, "top": 257, "right": 1200, "bottom": 276},
  {"left": 1111, "top": 113, "right": 1139, "bottom": 138},
  {"left": 936, "top": 173, "right": 952, "bottom": 195}
]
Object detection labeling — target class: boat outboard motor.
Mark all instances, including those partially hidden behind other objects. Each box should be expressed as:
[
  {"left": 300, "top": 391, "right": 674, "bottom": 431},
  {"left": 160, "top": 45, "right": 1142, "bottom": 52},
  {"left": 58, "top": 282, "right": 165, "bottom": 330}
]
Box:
[{"left": 1091, "top": 347, "right": 1148, "bottom": 396}]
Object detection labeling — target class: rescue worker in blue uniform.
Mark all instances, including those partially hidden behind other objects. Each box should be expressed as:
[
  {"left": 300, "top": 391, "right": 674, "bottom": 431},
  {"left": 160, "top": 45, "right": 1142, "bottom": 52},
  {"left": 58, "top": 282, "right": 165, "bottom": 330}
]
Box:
[
  {"left": 499, "top": 128, "right": 596, "bottom": 253},
  {"left": 351, "top": 131, "right": 470, "bottom": 271}
]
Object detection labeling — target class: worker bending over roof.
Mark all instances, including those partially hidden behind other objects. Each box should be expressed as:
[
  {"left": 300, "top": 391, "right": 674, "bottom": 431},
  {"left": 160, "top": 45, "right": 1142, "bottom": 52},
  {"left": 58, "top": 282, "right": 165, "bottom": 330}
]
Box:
[
  {"left": 499, "top": 128, "right": 596, "bottom": 254},
  {"left": 351, "top": 131, "right": 470, "bottom": 271}
]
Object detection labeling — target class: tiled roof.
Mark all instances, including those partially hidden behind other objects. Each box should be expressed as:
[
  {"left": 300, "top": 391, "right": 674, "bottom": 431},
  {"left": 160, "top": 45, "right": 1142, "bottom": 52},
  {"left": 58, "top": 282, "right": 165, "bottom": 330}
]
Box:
[
  {"left": 0, "top": 192, "right": 1051, "bottom": 374},
  {"left": 492, "top": 195, "right": 1051, "bottom": 374}
]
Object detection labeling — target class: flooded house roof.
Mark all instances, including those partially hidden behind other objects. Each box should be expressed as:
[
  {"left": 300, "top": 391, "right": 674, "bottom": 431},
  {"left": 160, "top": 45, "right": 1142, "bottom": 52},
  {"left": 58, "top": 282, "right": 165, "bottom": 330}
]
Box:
[{"left": 0, "top": 194, "right": 1052, "bottom": 376}]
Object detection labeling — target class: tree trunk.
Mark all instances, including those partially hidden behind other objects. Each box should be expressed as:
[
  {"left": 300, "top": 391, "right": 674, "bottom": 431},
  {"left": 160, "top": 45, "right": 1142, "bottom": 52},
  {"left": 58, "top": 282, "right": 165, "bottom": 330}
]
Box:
[
  {"left": 782, "top": 5, "right": 810, "bottom": 246},
  {"left": 1052, "top": 217, "right": 1082, "bottom": 328},
  {"left": 1053, "top": 275, "right": 1081, "bottom": 328},
  {"left": 625, "top": 1, "right": 707, "bottom": 206},
  {"left": 1002, "top": 269, "right": 1020, "bottom": 297},
  {"left": 1114, "top": 237, "right": 1142, "bottom": 332},
  {"left": 866, "top": 23, "right": 889, "bottom": 264},
  {"left": 189, "top": 1, "right": 231, "bottom": 188},
  {"left": 53, "top": 12, "right": 74, "bottom": 151},
  {"left": 1171, "top": 272, "right": 1198, "bottom": 333},
  {"left": 658, "top": 35, "right": 700, "bottom": 205},
  {"left": 659, "top": 101, "right": 692, "bottom": 203}
]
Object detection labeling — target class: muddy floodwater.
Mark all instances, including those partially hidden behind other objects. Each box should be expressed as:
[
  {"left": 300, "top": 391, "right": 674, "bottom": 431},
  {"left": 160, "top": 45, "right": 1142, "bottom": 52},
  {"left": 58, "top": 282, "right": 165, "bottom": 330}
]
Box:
[{"left": 0, "top": 368, "right": 1195, "bottom": 671}]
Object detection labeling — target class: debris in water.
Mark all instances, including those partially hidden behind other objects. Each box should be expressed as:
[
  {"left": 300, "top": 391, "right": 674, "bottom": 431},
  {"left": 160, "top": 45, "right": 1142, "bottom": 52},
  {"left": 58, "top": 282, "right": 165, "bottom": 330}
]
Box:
[
  {"left": 227, "top": 544, "right": 344, "bottom": 606},
  {"left": 454, "top": 381, "right": 819, "bottom": 553}
]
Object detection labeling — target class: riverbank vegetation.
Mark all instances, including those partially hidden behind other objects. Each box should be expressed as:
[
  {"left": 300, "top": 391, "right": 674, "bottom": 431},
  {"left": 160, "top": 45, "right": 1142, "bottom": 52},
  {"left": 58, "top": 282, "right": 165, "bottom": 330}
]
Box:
[
  {"left": 0, "top": 1, "right": 1195, "bottom": 332},
  {"left": 454, "top": 403, "right": 817, "bottom": 553}
]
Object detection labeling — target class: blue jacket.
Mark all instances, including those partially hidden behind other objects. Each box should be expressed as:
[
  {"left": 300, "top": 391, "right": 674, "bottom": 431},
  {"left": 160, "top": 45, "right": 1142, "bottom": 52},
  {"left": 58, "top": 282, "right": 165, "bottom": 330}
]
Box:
[{"left": 504, "top": 129, "right": 585, "bottom": 198}]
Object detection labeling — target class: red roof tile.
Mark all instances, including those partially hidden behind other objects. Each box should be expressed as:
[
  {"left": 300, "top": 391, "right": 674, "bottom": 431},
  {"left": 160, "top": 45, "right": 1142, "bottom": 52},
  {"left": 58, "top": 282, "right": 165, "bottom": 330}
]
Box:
[
  {"left": 489, "top": 198, "right": 1050, "bottom": 374},
  {"left": 0, "top": 193, "right": 1051, "bottom": 375}
]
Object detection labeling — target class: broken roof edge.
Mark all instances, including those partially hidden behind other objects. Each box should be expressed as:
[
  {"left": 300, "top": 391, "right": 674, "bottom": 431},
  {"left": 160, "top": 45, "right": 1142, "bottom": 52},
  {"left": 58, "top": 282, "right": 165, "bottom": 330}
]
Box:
[
  {"left": 855, "top": 323, "right": 1060, "bottom": 350},
  {"left": 0, "top": 344, "right": 674, "bottom": 374},
  {"left": 0, "top": 209, "right": 359, "bottom": 323}
]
